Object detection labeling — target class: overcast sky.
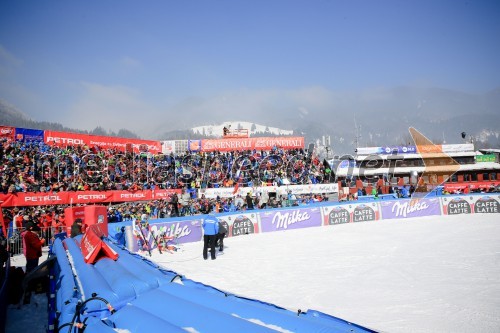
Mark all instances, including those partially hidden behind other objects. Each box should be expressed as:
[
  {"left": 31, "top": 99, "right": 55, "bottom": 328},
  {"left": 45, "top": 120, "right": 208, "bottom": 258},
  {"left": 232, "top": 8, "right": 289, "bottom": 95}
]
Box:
[{"left": 1, "top": 0, "right": 499, "bottom": 134}]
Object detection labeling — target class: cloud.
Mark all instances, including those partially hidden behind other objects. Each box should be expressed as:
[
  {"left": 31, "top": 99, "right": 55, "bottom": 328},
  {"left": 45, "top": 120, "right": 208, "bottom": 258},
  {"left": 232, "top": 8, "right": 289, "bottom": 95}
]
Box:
[
  {"left": 0, "top": 44, "right": 22, "bottom": 68},
  {"left": 65, "top": 82, "right": 159, "bottom": 133},
  {"left": 119, "top": 56, "right": 142, "bottom": 69},
  {"left": 0, "top": 44, "right": 22, "bottom": 80}
]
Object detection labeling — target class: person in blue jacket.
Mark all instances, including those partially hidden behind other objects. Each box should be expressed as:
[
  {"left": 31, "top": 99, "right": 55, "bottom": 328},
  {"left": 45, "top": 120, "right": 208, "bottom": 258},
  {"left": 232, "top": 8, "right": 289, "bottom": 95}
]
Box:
[{"left": 202, "top": 213, "right": 219, "bottom": 260}]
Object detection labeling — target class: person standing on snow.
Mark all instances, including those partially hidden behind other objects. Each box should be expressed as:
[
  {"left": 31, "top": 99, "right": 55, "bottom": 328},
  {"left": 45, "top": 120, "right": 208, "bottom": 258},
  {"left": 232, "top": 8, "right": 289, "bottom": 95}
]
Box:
[
  {"left": 217, "top": 220, "right": 227, "bottom": 252},
  {"left": 202, "top": 213, "right": 219, "bottom": 260}
]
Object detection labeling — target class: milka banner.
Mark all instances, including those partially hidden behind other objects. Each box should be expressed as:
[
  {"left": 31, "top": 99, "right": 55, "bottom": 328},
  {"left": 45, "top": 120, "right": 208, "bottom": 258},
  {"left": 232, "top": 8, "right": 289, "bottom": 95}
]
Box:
[
  {"left": 259, "top": 207, "right": 322, "bottom": 232},
  {"left": 380, "top": 198, "right": 441, "bottom": 219},
  {"left": 122, "top": 219, "right": 203, "bottom": 252},
  {"left": 322, "top": 202, "right": 380, "bottom": 225}
]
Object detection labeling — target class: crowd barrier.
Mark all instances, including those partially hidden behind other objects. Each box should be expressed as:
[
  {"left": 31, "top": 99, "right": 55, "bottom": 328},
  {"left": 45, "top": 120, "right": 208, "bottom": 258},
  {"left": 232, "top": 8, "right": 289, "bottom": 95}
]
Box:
[
  {"left": 107, "top": 193, "right": 500, "bottom": 252},
  {"left": 6, "top": 227, "right": 58, "bottom": 257}
]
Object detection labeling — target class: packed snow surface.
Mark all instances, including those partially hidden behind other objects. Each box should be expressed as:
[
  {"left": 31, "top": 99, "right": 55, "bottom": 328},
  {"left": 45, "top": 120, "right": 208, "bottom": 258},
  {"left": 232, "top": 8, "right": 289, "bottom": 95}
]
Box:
[{"left": 7, "top": 213, "right": 500, "bottom": 333}]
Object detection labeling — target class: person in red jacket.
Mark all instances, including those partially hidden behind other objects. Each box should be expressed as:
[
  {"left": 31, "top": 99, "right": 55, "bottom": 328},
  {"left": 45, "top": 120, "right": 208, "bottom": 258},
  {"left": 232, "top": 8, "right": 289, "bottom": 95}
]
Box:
[{"left": 22, "top": 222, "right": 45, "bottom": 274}]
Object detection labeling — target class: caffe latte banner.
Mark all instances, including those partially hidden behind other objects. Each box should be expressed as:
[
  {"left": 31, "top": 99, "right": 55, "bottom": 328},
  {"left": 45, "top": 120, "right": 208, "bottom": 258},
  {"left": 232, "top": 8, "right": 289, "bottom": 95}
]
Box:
[
  {"left": 321, "top": 202, "right": 380, "bottom": 225},
  {"left": 441, "top": 195, "right": 500, "bottom": 214}
]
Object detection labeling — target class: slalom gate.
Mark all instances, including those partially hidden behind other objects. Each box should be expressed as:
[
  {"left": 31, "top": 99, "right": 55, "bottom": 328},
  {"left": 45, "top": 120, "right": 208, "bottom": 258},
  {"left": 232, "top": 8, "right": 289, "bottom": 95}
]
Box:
[{"left": 49, "top": 193, "right": 499, "bottom": 332}]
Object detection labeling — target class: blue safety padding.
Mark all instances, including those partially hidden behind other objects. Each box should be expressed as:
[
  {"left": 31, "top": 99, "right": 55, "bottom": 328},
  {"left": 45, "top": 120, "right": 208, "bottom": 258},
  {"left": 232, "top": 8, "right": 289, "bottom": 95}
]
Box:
[
  {"left": 130, "top": 288, "right": 278, "bottom": 333},
  {"left": 63, "top": 238, "right": 120, "bottom": 316},
  {"left": 105, "top": 304, "right": 187, "bottom": 333}
]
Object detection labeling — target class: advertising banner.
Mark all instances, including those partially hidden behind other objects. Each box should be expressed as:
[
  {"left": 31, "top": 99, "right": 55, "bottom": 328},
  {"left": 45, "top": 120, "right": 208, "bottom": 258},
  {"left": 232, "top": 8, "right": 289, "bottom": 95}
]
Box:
[
  {"left": 356, "top": 146, "right": 417, "bottom": 155},
  {"left": 275, "top": 183, "right": 339, "bottom": 196},
  {"left": 441, "top": 196, "right": 475, "bottom": 215},
  {"left": 444, "top": 182, "right": 498, "bottom": 192},
  {"left": 217, "top": 212, "right": 260, "bottom": 237},
  {"left": 44, "top": 130, "right": 162, "bottom": 153},
  {"left": 476, "top": 154, "right": 496, "bottom": 163},
  {"left": 357, "top": 144, "right": 473, "bottom": 156},
  {"left": 200, "top": 183, "right": 339, "bottom": 199},
  {"left": 321, "top": 201, "right": 380, "bottom": 225},
  {"left": 161, "top": 140, "right": 176, "bottom": 154},
  {"left": 441, "top": 144, "right": 474, "bottom": 153},
  {"left": 473, "top": 195, "right": 500, "bottom": 213},
  {"left": 0, "top": 189, "right": 181, "bottom": 207},
  {"left": 259, "top": 207, "right": 322, "bottom": 232},
  {"left": 200, "top": 136, "right": 305, "bottom": 152},
  {"left": 0, "top": 126, "right": 15, "bottom": 142},
  {"left": 380, "top": 198, "right": 441, "bottom": 219},
  {"left": 15, "top": 127, "right": 44, "bottom": 142},
  {"left": 125, "top": 218, "right": 203, "bottom": 252},
  {"left": 441, "top": 195, "right": 500, "bottom": 215},
  {"left": 188, "top": 140, "right": 202, "bottom": 152}
]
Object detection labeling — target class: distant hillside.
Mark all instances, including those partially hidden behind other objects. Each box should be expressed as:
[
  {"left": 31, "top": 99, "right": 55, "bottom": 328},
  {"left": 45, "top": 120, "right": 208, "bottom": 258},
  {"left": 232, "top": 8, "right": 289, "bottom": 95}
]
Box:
[
  {"left": 0, "top": 99, "right": 139, "bottom": 139},
  {"left": 192, "top": 121, "right": 294, "bottom": 138},
  {"left": 2, "top": 84, "right": 500, "bottom": 155}
]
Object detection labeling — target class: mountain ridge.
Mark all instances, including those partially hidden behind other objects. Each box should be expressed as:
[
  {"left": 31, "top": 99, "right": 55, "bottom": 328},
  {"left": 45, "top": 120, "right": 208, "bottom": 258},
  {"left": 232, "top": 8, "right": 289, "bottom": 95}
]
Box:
[{"left": 1, "top": 85, "right": 499, "bottom": 154}]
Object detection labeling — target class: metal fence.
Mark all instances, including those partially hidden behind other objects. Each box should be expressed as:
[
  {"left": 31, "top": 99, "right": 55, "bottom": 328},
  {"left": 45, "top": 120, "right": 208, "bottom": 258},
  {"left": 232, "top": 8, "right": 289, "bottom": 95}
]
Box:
[{"left": 7, "top": 227, "right": 59, "bottom": 256}]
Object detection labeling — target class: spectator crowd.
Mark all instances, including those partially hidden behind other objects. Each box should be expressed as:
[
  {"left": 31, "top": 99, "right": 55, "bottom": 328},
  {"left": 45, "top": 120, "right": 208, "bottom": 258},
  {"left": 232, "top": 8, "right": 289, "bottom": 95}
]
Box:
[
  {"left": 1, "top": 138, "right": 330, "bottom": 194},
  {"left": 1, "top": 138, "right": 333, "bottom": 236}
]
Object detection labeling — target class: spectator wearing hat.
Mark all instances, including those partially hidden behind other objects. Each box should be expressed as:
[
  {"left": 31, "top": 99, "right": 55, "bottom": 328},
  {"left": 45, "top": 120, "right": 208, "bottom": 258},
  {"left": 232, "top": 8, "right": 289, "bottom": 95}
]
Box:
[
  {"left": 22, "top": 214, "right": 32, "bottom": 229},
  {"left": 22, "top": 222, "right": 45, "bottom": 273},
  {"left": 70, "top": 218, "right": 83, "bottom": 238}
]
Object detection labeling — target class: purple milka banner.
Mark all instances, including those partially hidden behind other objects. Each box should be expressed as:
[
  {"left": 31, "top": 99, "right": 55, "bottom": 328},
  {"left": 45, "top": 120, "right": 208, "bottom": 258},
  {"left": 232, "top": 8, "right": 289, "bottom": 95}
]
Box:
[
  {"left": 125, "top": 219, "right": 203, "bottom": 252},
  {"left": 260, "top": 207, "right": 322, "bottom": 232},
  {"left": 380, "top": 198, "right": 441, "bottom": 219},
  {"left": 149, "top": 219, "right": 203, "bottom": 244}
]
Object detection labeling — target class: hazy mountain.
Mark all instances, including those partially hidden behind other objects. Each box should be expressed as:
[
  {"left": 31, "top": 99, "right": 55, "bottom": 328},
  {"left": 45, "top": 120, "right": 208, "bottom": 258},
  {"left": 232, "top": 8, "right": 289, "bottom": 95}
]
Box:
[
  {"left": 153, "top": 86, "right": 500, "bottom": 154},
  {"left": 0, "top": 99, "right": 139, "bottom": 139},
  {"left": 2, "top": 86, "right": 499, "bottom": 154}
]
